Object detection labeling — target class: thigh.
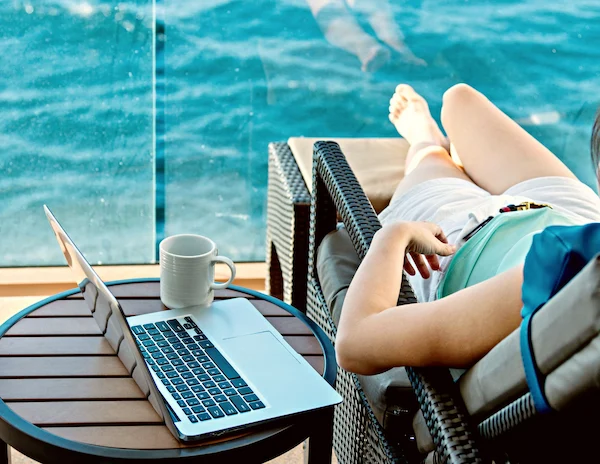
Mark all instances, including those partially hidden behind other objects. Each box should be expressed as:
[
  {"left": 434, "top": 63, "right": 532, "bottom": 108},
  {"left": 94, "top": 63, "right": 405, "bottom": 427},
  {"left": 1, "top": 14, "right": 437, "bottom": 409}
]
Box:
[{"left": 441, "top": 84, "right": 577, "bottom": 195}]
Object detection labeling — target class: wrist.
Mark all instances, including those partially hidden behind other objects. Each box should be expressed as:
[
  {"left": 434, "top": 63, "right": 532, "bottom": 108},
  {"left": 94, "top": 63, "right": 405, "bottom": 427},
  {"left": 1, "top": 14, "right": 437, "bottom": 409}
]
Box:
[{"left": 374, "top": 224, "right": 411, "bottom": 249}]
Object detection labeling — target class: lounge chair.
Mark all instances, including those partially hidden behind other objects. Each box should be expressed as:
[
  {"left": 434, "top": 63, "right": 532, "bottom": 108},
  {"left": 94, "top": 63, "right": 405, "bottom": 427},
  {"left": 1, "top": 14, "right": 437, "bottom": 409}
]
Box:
[{"left": 279, "top": 140, "right": 600, "bottom": 463}]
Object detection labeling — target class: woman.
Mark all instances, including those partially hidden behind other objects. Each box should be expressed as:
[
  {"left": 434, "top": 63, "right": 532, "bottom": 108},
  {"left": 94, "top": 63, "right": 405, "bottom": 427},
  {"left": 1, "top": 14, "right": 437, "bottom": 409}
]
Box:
[{"left": 335, "top": 83, "right": 600, "bottom": 375}]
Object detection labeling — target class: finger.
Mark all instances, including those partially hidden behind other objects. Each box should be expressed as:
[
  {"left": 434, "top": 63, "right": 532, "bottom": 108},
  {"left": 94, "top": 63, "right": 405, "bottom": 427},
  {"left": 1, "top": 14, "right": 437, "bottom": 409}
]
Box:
[
  {"left": 426, "top": 254, "right": 440, "bottom": 271},
  {"left": 403, "top": 256, "right": 416, "bottom": 276},
  {"left": 410, "top": 252, "right": 431, "bottom": 279},
  {"left": 435, "top": 242, "right": 457, "bottom": 256}
]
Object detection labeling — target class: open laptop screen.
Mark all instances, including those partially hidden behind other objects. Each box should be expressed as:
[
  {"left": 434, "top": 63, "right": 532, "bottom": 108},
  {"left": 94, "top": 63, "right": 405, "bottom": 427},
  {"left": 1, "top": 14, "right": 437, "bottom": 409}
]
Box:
[{"left": 44, "top": 206, "right": 181, "bottom": 438}]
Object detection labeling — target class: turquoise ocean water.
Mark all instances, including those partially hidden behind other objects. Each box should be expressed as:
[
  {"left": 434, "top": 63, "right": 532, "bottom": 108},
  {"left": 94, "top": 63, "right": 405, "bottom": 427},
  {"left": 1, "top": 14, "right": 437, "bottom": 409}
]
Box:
[{"left": 1, "top": 0, "right": 599, "bottom": 266}]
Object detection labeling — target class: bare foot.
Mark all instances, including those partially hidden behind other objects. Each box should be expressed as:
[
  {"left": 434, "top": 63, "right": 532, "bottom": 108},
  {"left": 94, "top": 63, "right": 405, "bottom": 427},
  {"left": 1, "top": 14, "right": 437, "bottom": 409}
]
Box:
[{"left": 388, "top": 84, "right": 448, "bottom": 149}]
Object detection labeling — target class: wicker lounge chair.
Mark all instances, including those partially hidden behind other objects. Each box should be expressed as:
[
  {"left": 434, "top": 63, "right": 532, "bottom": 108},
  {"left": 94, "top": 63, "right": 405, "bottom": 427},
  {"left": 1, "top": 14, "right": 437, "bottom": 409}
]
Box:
[{"left": 303, "top": 141, "right": 600, "bottom": 463}]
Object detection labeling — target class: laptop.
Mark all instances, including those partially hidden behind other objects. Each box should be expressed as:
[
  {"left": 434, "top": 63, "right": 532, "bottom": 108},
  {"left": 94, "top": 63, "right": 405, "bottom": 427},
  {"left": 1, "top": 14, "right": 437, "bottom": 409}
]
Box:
[{"left": 44, "top": 205, "right": 342, "bottom": 442}]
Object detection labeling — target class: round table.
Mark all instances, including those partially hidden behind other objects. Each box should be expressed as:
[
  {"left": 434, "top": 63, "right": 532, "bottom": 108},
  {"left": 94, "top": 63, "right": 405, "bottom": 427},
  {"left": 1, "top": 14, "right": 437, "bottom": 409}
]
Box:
[{"left": 0, "top": 280, "right": 337, "bottom": 463}]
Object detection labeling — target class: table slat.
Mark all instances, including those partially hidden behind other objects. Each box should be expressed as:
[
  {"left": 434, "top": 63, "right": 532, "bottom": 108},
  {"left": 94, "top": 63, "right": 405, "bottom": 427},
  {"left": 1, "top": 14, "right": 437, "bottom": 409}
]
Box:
[
  {"left": 46, "top": 426, "right": 182, "bottom": 449},
  {"left": 8, "top": 401, "right": 162, "bottom": 426},
  {"left": 304, "top": 356, "right": 324, "bottom": 375},
  {"left": 5, "top": 318, "right": 101, "bottom": 336},
  {"left": 283, "top": 336, "right": 323, "bottom": 356},
  {"left": 0, "top": 356, "right": 128, "bottom": 378},
  {"left": 0, "top": 337, "right": 113, "bottom": 356},
  {"left": 0, "top": 378, "right": 144, "bottom": 401},
  {"left": 26, "top": 300, "right": 91, "bottom": 317},
  {"left": 249, "top": 300, "right": 290, "bottom": 316}
]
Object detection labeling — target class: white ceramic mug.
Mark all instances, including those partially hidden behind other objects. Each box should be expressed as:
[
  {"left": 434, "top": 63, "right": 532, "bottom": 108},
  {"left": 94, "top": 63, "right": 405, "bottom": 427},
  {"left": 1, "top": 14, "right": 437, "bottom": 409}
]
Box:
[{"left": 159, "top": 234, "right": 236, "bottom": 309}]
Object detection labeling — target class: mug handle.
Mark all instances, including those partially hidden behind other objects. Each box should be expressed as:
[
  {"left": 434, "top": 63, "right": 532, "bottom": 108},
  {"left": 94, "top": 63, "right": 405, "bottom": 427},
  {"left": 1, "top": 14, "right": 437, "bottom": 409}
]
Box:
[{"left": 210, "top": 256, "right": 236, "bottom": 290}]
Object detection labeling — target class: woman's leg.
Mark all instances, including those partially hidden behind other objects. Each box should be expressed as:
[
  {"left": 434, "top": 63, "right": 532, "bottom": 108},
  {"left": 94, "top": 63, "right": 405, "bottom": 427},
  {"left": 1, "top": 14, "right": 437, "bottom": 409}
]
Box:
[
  {"left": 441, "top": 83, "right": 577, "bottom": 195},
  {"left": 388, "top": 84, "right": 473, "bottom": 199}
]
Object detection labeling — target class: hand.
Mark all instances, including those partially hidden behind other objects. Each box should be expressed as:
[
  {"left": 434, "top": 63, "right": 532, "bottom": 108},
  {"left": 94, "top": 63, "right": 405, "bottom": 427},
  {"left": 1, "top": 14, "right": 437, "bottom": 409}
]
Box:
[{"left": 389, "top": 222, "right": 456, "bottom": 279}]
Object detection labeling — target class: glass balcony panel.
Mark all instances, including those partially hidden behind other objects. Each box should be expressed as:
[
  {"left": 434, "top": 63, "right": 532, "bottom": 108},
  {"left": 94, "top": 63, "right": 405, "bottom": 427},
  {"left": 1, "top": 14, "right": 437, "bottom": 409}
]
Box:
[{"left": 0, "top": 1, "right": 155, "bottom": 266}]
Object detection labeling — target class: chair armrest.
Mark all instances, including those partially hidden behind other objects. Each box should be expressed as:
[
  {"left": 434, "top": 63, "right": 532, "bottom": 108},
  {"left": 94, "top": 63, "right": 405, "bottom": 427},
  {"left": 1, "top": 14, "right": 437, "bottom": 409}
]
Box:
[{"left": 311, "top": 141, "right": 486, "bottom": 464}]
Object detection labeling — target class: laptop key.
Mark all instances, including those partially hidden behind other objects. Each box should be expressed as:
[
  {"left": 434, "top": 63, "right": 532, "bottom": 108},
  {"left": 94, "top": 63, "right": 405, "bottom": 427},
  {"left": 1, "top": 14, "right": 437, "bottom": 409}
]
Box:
[
  {"left": 213, "top": 375, "right": 226, "bottom": 383},
  {"left": 163, "top": 331, "right": 175, "bottom": 339},
  {"left": 187, "top": 398, "right": 200, "bottom": 406},
  {"left": 208, "top": 387, "right": 221, "bottom": 396},
  {"left": 177, "top": 400, "right": 186, "bottom": 407},
  {"left": 182, "top": 391, "right": 194, "bottom": 399},
  {"left": 172, "top": 379, "right": 184, "bottom": 386},
  {"left": 151, "top": 365, "right": 161, "bottom": 373},
  {"left": 183, "top": 323, "right": 193, "bottom": 330},
  {"left": 166, "top": 337, "right": 179, "bottom": 345},
  {"left": 172, "top": 343, "right": 184, "bottom": 350},
  {"left": 156, "top": 321, "right": 170, "bottom": 332},
  {"left": 199, "top": 340, "right": 214, "bottom": 349},
  {"left": 189, "top": 415, "right": 199, "bottom": 423},
  {"left": 147, "top": 328, "right": 160, "bottom": 336},
  {"left": 192, "top": 350, "right": 205, "bottom": 357},
  {"left": 198, "top": 374, "right": 210, "bottom": 382},
  {"left": 197, "top": 356, "right": 210, "bottom": 363},
  {"left": 224, "top": 389, "right": 237, "bottom": 397},
  {"left": 214, "top": 395, "right": 228, "bottom": 403},
  {"left": 202, "top": 381, "right": 216, "bottom": 388},
  {"left": 172, "top": 393, "right": 181, "bottom": 400},
  {"left": 230, "top": 378, "right": 247, "bottom": 388},
  {"left": 244, "top": 394, "right": 259, "bottom": 403},
  {"left": 249, "top": 401, "right": 265, "bottom": 410},
  {"left": 167, "top": 319, "right": 185, "bottom": 332},
  {"left": 182, "top": 372, "right": 194, "bottom": 380},
  {"left": 188, "top": 361, "right": 200, "bottom": 369},
  {"left": 220, "top": 402, "right": 238, "bottom": 416},
  {"left": 238, "top": 387, "right": 253, "bottom": 396},
  {"left": 192, "top": 405, "right": 206, "bottom": 414},
  {"left": 192, "top": 368, "right": 205, "bottom": 376},
  {"left": 208, "top": 406, "right": 225, "bottom": 418},
  {"left": 186, "top": 379, "right": 200, "bottom": 386},
  {"left": 161, "top": 379, "right": 171, "bottom": 386},
  {"left": 172, "top": 360, "right": 183, "bottom": 366},
  {"left": 205, "top": 347, "right": 240, "bottom": 380},
  {"left": 198, "top": 413, "right": 211, "bottom": 421},
  {"left": 218, "top": 381, "right": 231, "bottom": 389},
  {"left": 176, "top": 365, "right": 189, "bottom": 373},
  {"left": 192, "top": 385, "right": 205, "bottom": 393},
  {"left": 163, "top": 347, "right": 174, "bottom": 354},
  {"left": 142, "top": 340, "right": 155, "bottom": 347},
  {"left": 176, "top": 385, "right": 190, "bottom": 392},
  {"left": 166, "top": 371, "right": 179, "bottom": 379},
  {"left": 197, "top": 392, "right": 210, "bottom": 400},
  {"left": 193, "top": 334, "right": 207, "bottom": 341},
  {"left": 202, "top": 399, "right": 216, "bottom": 407},
  {"left": 132, "top": 325, "right": 145, "bottom": 335},
  {"left": 157, "top": 341, "right": 169, "bottom": 348},
  {"left": 151, "top": 352, "right": 164, "bottom": 359},
  {"left": 182, "top": 407, "right": 193, "bottom": 416},
  {"left": 167, "top": 353, "right": 179, "bottom": 360},
  {"left": 183, "top": 355, "right": 194, "bottom": 362},
  {"left": 142, "top": 352, "right": 150, "bottom": 359},
  {"left": 209, "top": 366, "right": 223, "bottom": 374},
  {"left": 182, "top": 338, "right": 195, "bottom": 345},
  {"left": 137, "top": 334, "right": 150, "bottom": 341},
  {"left": 166, "top": 386, "right": 176, "bottom": 393},
  {"left": 188, "top": 344, "right": 200, "bottom": 350},
  {"left": 148, "top": 347, "right": 159, "bottom": 353},
  {"left": 230, "top": 395, "right": 251, "bottom": 413},
  {"left": 202, "top": 362, "right": 215, "bottom": 369},
  {"left": 177, "top": 349, "right": 189, "bottom": 356},
  {"left": 146, "top": 358, "right": 155, "bottom": 366},
  {"left": 156, "top": 372, "right": 166, "bottom": 379},
  {"left": 143, "top": 323, "right": 156, "bottom": 330}
]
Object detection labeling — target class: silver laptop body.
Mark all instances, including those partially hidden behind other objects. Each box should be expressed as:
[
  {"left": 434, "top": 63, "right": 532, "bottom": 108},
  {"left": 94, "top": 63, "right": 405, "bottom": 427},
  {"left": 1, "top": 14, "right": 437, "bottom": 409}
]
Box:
[{"left": 45, "top": 205, "right": 341, "bottom": 442}]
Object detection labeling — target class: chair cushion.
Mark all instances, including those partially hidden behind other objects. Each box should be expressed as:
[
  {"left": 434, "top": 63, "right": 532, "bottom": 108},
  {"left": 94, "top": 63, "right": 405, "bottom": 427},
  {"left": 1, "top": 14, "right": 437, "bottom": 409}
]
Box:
[
  {"left": 288, "top": 137, "right": 408, "bottom": 214},
  {"left": 458, "top": 255, "right": 600, "bottom": 418}
]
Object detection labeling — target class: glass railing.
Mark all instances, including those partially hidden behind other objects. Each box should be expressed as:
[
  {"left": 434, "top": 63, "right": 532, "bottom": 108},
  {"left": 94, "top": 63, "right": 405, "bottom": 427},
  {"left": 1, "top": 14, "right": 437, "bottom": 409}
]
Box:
[{"left": 1, "top": 0, "right": 599, "bottom": 266}]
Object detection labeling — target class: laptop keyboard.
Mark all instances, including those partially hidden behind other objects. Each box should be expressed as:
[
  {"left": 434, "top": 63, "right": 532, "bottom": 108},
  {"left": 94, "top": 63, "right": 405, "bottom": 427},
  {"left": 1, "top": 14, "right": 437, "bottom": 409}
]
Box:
[{"left": 132, "top": 316, "right": 265, "bottom": 424}]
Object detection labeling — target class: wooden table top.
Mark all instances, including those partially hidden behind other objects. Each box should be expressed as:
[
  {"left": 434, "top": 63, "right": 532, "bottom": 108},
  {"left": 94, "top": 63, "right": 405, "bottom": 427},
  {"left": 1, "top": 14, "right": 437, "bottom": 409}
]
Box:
[{"left": 0, "top": 281, "right": 332, "bottom": 459}]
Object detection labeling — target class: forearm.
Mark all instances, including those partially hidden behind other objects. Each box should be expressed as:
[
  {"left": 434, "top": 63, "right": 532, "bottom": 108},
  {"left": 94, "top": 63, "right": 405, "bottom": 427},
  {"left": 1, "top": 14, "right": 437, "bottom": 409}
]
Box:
[{"left": 338, "top": 226, "right": 410, "bottom": 329}]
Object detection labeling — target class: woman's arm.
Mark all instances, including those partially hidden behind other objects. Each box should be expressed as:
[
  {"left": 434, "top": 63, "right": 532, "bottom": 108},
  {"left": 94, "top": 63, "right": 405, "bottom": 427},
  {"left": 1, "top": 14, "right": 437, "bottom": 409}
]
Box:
[{"left": 335, "top": 222, "right": 524, "bottom": 374}]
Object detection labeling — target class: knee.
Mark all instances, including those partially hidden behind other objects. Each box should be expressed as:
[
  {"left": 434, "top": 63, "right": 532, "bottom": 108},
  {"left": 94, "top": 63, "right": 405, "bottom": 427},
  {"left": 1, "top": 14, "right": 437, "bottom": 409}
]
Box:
[{"left": 441, "top": 83, "right": 480, "bottom": 125}]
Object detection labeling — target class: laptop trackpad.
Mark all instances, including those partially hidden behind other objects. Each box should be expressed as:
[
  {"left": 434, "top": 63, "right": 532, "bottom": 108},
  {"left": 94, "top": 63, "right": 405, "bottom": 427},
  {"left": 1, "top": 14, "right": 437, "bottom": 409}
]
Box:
[{"left": 223, "top": 331, "right": 301, "bottom": 381}]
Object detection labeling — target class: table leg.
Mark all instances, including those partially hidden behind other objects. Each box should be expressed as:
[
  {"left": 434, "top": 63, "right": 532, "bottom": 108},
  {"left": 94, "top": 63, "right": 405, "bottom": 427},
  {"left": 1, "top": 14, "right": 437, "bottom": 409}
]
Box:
[
  {"left": 0, "top": 439, "right": 10, "bottom": 464},
  {"left": 305, "top": 408, "right": 334, "bottom": 464}
]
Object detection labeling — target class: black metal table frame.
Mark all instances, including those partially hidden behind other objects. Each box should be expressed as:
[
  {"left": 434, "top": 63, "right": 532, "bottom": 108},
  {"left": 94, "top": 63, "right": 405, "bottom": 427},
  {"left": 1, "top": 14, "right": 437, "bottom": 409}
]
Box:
[{"left": 0, "top": 279, "right": 337, "bottom": 464}]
